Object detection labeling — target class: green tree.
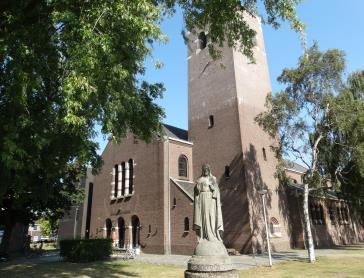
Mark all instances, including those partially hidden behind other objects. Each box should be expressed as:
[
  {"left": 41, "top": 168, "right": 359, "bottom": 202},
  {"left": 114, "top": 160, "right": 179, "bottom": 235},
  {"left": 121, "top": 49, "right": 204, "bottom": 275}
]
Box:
[
  {"left": 318, "top": 71, "right": 364, "bottom": 218},
  {"left": 0, "top": 0, "right": 302, "bottom": 254},
  {"left": 255, "top": 43, "right": 346, "bottom": 262},
  {"left": 39, "top": 217, "right": 59, "bottom": 237}
]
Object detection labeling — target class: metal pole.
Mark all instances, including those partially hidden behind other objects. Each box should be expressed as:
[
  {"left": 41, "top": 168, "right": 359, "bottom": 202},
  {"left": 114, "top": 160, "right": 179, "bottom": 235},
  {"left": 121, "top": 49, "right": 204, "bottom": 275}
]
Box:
[{"left": 261, "top": 193, "right": 272, "bottom": 267}]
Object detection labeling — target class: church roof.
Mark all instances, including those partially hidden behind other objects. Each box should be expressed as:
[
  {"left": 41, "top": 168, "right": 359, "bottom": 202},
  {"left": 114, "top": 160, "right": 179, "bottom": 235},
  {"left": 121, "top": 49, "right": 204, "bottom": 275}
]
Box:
[
  {"left": 170, "top": 178, "right": 194, "bottom": 201},
  {"left": 162, "top": 124, "right": 188, "bottom": 141},
  {"left": 284, "top": 160, "right": 308, "bottom": 173}
]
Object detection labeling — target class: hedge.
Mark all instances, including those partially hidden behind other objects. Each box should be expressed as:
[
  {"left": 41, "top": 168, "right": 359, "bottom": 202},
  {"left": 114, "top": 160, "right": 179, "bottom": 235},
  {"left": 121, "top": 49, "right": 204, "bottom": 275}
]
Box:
[{"left": 59, "top": 238, "right": 112, "bottom": 262}]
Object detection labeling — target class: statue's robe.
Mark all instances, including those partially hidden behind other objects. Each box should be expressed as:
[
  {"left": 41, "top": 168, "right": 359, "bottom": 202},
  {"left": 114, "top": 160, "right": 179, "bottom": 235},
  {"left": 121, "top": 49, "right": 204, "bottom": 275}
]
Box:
[{"left": 193, "top": 175, "right": 223, "bottom": 241}]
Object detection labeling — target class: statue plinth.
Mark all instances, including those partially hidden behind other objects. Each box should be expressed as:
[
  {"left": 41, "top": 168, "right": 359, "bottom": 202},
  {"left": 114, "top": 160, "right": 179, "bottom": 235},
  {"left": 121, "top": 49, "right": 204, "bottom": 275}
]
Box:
[{"left": 184, "top": 240, "right": 239, "bottom": 278}]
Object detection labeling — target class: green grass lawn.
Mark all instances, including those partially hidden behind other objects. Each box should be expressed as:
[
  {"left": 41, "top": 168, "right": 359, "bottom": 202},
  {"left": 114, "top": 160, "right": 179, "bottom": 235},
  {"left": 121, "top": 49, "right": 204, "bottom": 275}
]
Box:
[
  {"left": 0, "top": 256, "right": 363, "bottom": 278},
  {"left": 242, "top": 256, "right": 364, "bottom": 278}
]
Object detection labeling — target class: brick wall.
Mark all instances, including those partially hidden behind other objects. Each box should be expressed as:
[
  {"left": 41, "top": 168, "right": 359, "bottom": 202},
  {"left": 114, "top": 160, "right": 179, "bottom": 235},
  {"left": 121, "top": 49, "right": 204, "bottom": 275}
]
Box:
[
  {"left": 90, "top": 135, "right": 166, "bottom": 254},
  {"left": 170, "top": 182, "right": 196, "bottom": 255}
]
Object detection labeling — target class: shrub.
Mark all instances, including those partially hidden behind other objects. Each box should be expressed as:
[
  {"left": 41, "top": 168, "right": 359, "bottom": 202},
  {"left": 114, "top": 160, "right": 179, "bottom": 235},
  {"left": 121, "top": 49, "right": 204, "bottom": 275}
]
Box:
[{"left": 59, "top": 239, "right": 112, "bottom": 262}]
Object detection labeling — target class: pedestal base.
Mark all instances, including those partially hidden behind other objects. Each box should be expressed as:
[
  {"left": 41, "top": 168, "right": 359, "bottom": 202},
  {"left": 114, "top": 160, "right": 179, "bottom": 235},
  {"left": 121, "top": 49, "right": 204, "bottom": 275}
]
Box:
[
  {"left": 187, "top": 255, "right": 233, "bottom": 272},
  {"left": 186, "top": 240, "right": 238, "bottom": 278},
  {"left": 185, "top": 269, "right": 239, "bottom": 278},
  {"left": 186, "top": 255, "right": 239, "bottom": 278}
]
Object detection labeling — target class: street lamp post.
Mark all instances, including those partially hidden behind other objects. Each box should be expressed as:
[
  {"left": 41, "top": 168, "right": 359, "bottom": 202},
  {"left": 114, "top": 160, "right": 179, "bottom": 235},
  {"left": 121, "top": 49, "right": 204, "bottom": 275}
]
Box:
[{"left": 258, "top": 189, "right": 272, "bottom": 267}]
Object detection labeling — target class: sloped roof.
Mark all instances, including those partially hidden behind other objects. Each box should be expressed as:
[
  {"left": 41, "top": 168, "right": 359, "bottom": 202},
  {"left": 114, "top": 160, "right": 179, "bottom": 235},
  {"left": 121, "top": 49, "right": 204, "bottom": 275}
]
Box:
[
  {"left": 162, "top": 124, "right": 188, "bottom": 141},
  {"left": 170, "top": 178, "right": 194, "bottom": 201},
  {"left": 284, "top": 160, "right": 308, "bottom": 173}
]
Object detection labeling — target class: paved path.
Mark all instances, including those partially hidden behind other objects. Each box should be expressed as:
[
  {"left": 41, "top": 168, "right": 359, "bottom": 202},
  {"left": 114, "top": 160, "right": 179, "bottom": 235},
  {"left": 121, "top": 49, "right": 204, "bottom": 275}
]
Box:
[{"left": 132, "top": 244, "right": 364, "bottom": 270}]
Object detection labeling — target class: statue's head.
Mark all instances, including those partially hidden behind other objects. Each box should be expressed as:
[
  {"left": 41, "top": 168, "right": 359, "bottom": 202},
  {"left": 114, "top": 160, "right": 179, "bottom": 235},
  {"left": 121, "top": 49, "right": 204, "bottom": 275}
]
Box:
[{"left": 201, "top": 163, "right": 211, "bottom": 177}]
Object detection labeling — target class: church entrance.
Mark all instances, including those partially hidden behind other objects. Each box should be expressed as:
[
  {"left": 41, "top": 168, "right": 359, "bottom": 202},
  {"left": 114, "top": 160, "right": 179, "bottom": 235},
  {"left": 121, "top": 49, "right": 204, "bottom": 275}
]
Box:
[
  {"left": 105, "top": 218, "right": 112, "bottom": 239},
  {"left": 118, "top": 217, "right": 125, "bottom": 248},
  {"left": 131, "top": 215, "right": 140, "bottom": 248}
]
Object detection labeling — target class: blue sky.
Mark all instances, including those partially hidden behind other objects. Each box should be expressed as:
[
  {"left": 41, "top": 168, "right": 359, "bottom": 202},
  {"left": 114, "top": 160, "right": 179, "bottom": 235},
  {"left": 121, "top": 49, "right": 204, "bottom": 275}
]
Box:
[{"left": 96, "top": 0, "right": 364, "bottom": 153}]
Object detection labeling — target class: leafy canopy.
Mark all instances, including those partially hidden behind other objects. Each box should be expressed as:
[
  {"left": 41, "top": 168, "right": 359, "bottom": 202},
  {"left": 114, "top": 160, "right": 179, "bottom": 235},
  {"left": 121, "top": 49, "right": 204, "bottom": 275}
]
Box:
[
  {"left": 256, "top": 44, "right": 364, "bottom": 211},
  {"left": 256, "top": 43, "right": 345, "bottom": 178}
]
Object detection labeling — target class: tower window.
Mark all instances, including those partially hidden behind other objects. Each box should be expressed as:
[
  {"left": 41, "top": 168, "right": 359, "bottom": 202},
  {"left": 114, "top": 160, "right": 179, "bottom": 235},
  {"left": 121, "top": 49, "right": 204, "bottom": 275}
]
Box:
[
  {"left": 178, "top": 155, "right": 188, "bottom": 178},
  {"left": 173, "top": 198, "right": 177, "bottom": 208},
  {"left": 224, "top": 166, "right": 230, "bottom": 178},
  {"left": 148, "top": 225, "right": 151, "bottom": 234},
  {"left": 184, "top": 217, "right": 190, "bottom": 232},
  {"left": 198, "top": 32, "right": 207, "bottom": 50},
  {"left": 262, "top": 148, "right": 267, "bottom": 161},
  {"left": 208, "top": 115, "right": 214, "bottom": 128}
]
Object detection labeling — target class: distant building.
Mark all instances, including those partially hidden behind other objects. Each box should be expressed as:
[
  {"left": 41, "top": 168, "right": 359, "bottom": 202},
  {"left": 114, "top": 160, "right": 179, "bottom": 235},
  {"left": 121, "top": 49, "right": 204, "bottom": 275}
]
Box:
[
  {"left": 58, "top": 168, "right": 94, "bottom": 240},
  {"left": 284, "top": 160, "right": 364, "bottom": 248},
  {"left": 28, "top": 223, "right": 41, "bottom": 242}
]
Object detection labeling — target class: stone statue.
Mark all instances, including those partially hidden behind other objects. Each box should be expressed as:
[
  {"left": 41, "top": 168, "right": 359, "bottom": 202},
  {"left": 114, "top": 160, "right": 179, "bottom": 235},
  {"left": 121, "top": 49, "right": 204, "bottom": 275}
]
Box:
[
  {"left": 185, "top": 164, "right": 238, "bottom": 277},
  {"left": 193, "top": 163, "right": 223, "bottom": 242}
]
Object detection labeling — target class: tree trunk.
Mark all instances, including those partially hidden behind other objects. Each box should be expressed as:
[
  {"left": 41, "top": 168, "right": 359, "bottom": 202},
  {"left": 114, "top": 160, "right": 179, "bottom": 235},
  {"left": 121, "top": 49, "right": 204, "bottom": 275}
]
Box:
[{"left": 303, "top": 183, "right": 316, "bottom": 263}]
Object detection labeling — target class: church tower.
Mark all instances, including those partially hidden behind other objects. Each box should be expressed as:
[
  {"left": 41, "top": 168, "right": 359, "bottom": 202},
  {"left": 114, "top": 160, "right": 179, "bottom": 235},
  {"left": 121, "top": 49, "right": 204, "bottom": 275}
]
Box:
[{"left": 188, "top": 15, "right": 290, "bottom": 253}]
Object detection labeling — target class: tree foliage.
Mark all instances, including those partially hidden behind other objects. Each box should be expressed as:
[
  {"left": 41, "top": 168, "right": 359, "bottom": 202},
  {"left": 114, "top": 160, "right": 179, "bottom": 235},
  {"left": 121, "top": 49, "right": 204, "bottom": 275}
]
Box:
[
  {"left": 0, "top": 0, "right": 303, "bottom": 253},
  {"left": 256, "top": 43, "right": 345, "bottom": 172},
  {"left": 255, "top": 43, "right": 351, "bottom": 262},
  {"left": 318, "top": 71, "right": 364, "bottom": 217},
  {"left": 256, "top": 43, "right": 364, "bottom": 261},
  {"left": 39, "top": 217, "right": 59, "bottom": 237}
]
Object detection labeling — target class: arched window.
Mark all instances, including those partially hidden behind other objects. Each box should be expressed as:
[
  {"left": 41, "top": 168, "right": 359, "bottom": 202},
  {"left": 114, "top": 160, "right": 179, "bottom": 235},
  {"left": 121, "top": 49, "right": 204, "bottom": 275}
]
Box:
[
  {"left": 118, "top": 217, "right": 125, "bottom": 248},
  {"left": 121, "top": 162, "right": 126, "bottom": 195},
  {"left": 198, "top": 32, "right": 207, "bottom": 50},
  {"left": 270, "top": 217, "right": 281, "bottom": 237},
  {"left": 184, "top": 217, "right": 190, "bottom": 232},
  {"left": 131, "top": 215, "right": 140, "bottom": 248},
  {"left": 178, "top": 155, "right": 188, "bottom": 178},
  {"left": 341, "top": 206, "right": 349, "bottom": 223},
  {"left": 105, "top": 218, "right": 112, "bottom": 239},
  {"left": 319, "top": 205, "right": 325, "bottom": 225},
  {"left": 328, "top": 205, "right": 335, "bottom": 224},
  {"left": 129, "top": 159, "right": 134, "bottom": 193},
  {"left": 337, "top": 206, "right": 343, "bottom": 224},
  {"left": 114, "top": 165, "right": 118, "bottom": 198},
  {"left": 310, "top": 203, "right": 317, "bottom": 224}
]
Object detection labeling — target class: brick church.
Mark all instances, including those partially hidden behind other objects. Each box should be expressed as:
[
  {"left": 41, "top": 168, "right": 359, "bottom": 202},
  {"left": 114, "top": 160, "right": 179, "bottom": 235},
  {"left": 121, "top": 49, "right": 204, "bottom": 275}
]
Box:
[{"left": 71, "top": 15, "right": 364, "bottom": 255}]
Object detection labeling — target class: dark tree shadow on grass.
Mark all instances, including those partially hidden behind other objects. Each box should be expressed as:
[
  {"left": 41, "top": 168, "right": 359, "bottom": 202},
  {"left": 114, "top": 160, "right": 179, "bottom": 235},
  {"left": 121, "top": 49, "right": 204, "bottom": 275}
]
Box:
[{"left": 0, "top": 260, "right": 139, "bottom": 278}]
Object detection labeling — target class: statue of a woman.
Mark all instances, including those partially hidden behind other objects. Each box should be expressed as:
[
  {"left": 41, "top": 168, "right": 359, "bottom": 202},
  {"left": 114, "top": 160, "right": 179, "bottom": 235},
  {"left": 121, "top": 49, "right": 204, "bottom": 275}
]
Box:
[{"left": 193, "top": 164, "right": 223, "bottom": 242}]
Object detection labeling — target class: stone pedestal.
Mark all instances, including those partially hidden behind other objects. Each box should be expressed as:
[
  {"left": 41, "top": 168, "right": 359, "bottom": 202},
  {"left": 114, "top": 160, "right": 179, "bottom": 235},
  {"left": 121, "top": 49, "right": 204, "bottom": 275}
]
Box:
[
  {"left": 185, "top": 269, "right": 239, "bottom": 278},
  {"left": 184, "top": 240, "right": 239, "bottom": 278}
]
